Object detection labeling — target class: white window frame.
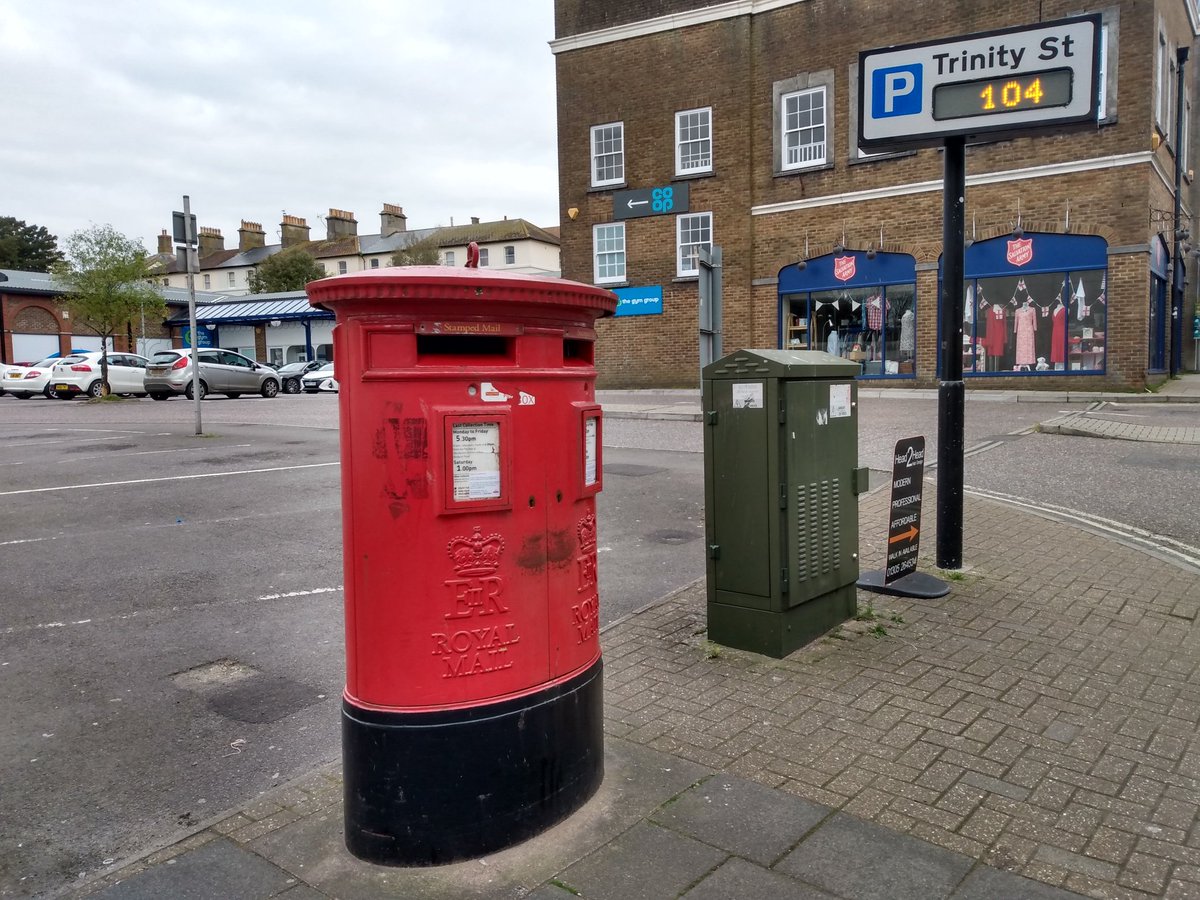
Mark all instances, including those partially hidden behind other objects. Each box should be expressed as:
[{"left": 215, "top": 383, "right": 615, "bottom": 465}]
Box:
[
  {"left": 227, "top": 271, "right": 236, "bottom": 286},
  {"left": 593, "top": 222, "right": 626, "bottom": 285},
  {"left": 781, "top": 85, "right": 827, "bottom": 171},
  {"left": 590, "top": 122, "right": 625, "bottom": 187},
  {"left": 370, "top": 258, "right": 380, "bottom": 268},
  {"left": 504, "top": 245, "right": 515, "bottom": 265},
  {"left": 478, "top": 247, "right": 490, "bottom": 267},
  {"left": 1157, "top": 31, "right": 1170, "bottom": 134},
  {"left": 675, "top": 107, "right": 713, "bottom": 175},
  {"left": 337, "top": 260, "right": 348, "bottom": 275},
  {"left": 444, "top": 250, "right": 456, "bottom": 266},
  {"left": 203, "top": 273, "right": 211, "bottom": 288},
  {"left": 676, "top": 212, "right": 712, "bottom": 278}
]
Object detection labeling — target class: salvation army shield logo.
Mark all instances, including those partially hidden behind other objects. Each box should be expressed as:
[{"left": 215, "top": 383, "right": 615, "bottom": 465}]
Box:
[
  {"left": 1006, "top": 238, "right": 1033, "bottom": 267},
  {"left": 833, "top": 255, "right": 857, "bottom": 282}
]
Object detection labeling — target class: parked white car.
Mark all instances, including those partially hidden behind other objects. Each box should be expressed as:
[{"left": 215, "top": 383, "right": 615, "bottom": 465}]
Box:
[
  {"left": 2, "top": 356, "right": 62, "bottom": 399},
  {"left": 50, "top": 352, "right": 150, "bottom": 399},
  {"left": 300, "top": 362, "right": 338, "bottom": 393}
]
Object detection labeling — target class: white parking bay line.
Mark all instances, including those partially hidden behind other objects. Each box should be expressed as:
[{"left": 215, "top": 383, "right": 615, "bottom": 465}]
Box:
[
  {"left": 0, "top": 461, "right": 340, "bottom": 497},
  {"left": 7, "top": 436, "right": 131, "bottom": 448},
  {"left": 0, "top": 586, "right": 344, "bottom": 635},
  {"left": 66, "top": 444, "right": 253, "bottom": 463}
]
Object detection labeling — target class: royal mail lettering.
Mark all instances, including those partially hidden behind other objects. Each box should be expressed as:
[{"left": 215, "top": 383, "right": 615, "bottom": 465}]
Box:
[
  {"left": 572, "top": 597, "right": 599, "bottom": 643},
  {"left": 432, "top": 623, "right": 521, "bottom": 679}
]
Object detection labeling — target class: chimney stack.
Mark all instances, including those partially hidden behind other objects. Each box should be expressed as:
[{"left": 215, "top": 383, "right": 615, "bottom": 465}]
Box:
[
  {"left": 326, "top": 208, "right": 358, "bottom": 241},
  {"left": 471, "top": 216, "right": 480, "bottom": 225},
  {"left": 280, "top": 215, "right": 310, "bottom": 248},
  {"left": 198, "top": 226, "right": 224, "bottom": 258},
  {"left": 157, "top": 229, "right": 172, "bottom": 255},
  {"left": 238, "top": 220, "right": 266, "bottom": 252},
  {"left": 380, "top": 203, "right": 407, "bottom": 236}
]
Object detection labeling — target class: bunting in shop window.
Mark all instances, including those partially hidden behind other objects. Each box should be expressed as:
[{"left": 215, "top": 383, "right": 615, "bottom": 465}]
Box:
[{"left": 1074, "top": 279, "right": 1089, "bottom": 318}]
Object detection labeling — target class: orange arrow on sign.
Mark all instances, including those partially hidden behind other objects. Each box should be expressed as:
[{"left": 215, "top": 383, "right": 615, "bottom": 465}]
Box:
[{"left": 888, "top": 525, "right": 919, "bottom": 544}]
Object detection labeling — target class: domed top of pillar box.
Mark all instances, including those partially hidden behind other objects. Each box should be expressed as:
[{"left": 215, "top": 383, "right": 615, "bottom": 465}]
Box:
[{"left": 306, "top": 266, "right": 617, "bottom": 323}]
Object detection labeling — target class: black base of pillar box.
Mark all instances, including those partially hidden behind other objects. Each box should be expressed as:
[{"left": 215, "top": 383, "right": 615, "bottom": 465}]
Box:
[{"left": 341, "top": 659, "right": 604, "bottom": 866}]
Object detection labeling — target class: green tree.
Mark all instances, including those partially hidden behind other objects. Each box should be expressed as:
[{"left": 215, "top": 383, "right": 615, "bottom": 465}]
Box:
[
  {"left": 247, "top": 246, "right": 327, "bottom": 293},
  {"left": 0, "top": 217, "right": 64, "bottom": 271},
  {"left": 390, "top": 234, "right": 442, "bottom": 266},
  {"left": 50, "top": 225, "right": 165, "bottom": 397}
]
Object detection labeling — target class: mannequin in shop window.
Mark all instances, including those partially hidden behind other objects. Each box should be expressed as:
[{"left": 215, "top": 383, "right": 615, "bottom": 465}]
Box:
[
  {"left": 899, "top": 307, "right": 914, "bottom": 361},
  {"left": 981, "top": 301, "right": 1008, "bottom": 371},
  {"left": 825, "top": 317, "right": 840, "bottom": 357},
  {"left": 866, "top": 293, "right": 884, "bottom": 360},
  {"left": 1014, "top": 295, "right": 1037, "bottom": 371},
  {"left": 1051, "top": 296, "right": 1066, "bottom": 369}
]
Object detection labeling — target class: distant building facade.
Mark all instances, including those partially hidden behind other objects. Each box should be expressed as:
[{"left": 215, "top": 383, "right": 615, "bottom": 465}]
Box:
[{"left": 156, "top": 204, "right": 561, "bottom": 296}]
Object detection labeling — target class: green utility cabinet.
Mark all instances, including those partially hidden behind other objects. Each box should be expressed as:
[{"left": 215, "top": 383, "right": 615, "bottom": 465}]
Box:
[{"left": 702, "top": 350, "right": 868, "bottom": 658}]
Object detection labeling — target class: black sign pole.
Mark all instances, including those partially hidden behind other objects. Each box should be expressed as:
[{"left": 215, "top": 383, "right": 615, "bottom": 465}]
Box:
[{"left": 936, "top": 136, "right": 966, "bottom": 569}]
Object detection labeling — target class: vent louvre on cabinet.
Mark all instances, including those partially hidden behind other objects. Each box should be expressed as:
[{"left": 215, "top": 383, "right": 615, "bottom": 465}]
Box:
[{"left": 796, "top": 478, "right": 840, "bottom": 584}]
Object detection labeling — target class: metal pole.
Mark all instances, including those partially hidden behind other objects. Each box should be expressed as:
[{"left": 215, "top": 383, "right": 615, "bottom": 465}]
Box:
[
  {"left": 1170, "top": 47, "right": 1189, "bottom": 378},
  {"left": 936, "top": 136, "right": 966, "bottom": 569},
  {"left": 184, "top": 195, "right": 202, "bottom": 436}
]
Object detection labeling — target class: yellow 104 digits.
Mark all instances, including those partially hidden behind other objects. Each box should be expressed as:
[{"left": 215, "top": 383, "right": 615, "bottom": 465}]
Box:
[{"left": 981, "top": 77, "right": 1044, "bottom": 110}]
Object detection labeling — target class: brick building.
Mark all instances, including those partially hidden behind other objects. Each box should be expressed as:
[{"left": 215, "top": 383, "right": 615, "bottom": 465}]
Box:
[
  {"left": 0, "top": 269, "right": 178, "bottom": 365},
  {"left": 553, "top": 0, "right": 1200, "bottom": 389}
]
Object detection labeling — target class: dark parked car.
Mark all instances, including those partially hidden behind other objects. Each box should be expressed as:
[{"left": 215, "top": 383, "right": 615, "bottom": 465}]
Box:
[{"left": 276, "top": 360, "right": 327, "bottom": 394}]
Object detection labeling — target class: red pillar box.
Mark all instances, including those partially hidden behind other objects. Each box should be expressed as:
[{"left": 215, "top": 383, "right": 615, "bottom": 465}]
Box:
[{"left": 306, "top": 267, "right": 615, "bottom": 866}]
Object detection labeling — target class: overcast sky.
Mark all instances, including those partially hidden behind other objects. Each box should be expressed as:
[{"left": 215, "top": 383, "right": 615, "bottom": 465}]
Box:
[{"left": 1, "top": 1, "right": 559, "bottom": 255}]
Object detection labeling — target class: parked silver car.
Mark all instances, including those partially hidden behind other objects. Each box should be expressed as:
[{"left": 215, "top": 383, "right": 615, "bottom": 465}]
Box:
[{"left": 143, "top": 348, "right": 281, "bottom": 400}]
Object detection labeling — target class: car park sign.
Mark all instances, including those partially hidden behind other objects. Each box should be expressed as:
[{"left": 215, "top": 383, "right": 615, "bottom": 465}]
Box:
[{"left": 859, "top": 15, "right": 1100, "bottom": 152}]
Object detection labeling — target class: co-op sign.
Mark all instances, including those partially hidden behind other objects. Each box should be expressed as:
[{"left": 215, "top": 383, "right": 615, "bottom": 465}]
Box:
[{"left": 859, "top": 15, "right": 1100, "bottom": 152}]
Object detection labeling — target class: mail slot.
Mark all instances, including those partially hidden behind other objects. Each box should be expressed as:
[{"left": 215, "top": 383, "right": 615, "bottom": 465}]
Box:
[{"left": 307, "top": 266, "right": 616, "bottom": 865}]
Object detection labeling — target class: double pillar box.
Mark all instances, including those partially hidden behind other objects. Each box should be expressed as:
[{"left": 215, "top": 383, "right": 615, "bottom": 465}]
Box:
[{"left": 307, "top": 267, "right": 616, "bottom": 865}]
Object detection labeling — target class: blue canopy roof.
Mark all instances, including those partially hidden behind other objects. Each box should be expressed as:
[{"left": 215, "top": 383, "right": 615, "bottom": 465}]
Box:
[{"left": 165, "top": 294, "right": 330, "bottom": 325}]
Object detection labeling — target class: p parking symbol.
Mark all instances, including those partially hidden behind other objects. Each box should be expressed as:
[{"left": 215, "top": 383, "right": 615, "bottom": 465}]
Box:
[{"left": 872, "top": 64, "right": 922, "bottom": 118}]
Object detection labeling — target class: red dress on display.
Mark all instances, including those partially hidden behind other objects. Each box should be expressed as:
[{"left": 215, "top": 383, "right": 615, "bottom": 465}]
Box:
[
  {"left": 982, "top": 304, "right": 1008, "bottom": 358},
  {"left": 1050, "top": 304, "right": 1066, "bottom": 364}
]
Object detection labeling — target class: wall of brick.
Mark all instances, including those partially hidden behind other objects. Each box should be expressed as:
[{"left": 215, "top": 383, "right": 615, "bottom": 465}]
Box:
[{"left": 557, "top": 0, "right": 1199, "bottom": 388}]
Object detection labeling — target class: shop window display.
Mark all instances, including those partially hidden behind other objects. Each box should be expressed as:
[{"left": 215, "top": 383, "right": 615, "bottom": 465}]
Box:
[
  {"left": 777, "top": 251, "right": 917, "bottom": 378},
  {"left": 955, "top": 233, "right": 1107, "bottom": 376},
  {"left": 963, "top": 271, "right": 1106, "bottom": 373}
]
